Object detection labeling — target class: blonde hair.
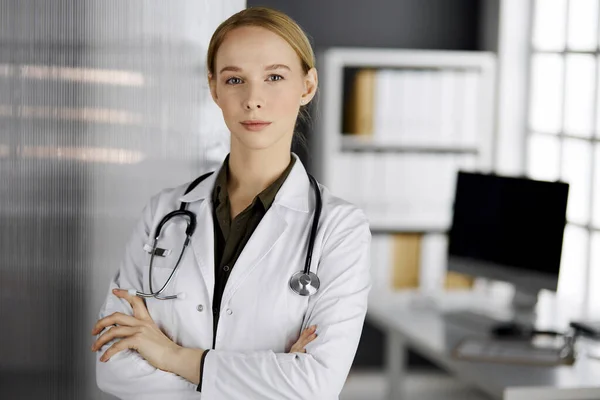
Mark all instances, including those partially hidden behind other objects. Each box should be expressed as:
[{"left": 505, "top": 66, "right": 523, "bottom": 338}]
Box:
[
  {"left": 206, "top": 7, "right": 315, "bottom": 77},
  {"left": 206, "top": 6, "right": 316, "bottom": 150}
]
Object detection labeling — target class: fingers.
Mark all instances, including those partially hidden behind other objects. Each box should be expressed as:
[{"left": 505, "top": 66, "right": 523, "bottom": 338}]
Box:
[
  {"left": 298, "top": 325, "right": 318, "bottom": 347},
  {"left": 99, "top": 337, "right": 135, "bottom": 362},
  {"left": 91, "top": 312, "right": 143, "bottom": 335},
  {"left": 290, "top": 345, "right": 306, "bottom": 353},
  {"left": 290, "top": 325, "right": 318, "bottom": 353},
  {"left": 92, "top": 326, "right": 138, "bottom": 352},
  {"left": 302, "top": 325, "right": 317, "bottom": 338},
  {"left": 112, "top": 289, "right": 152, "bottom": 321}
]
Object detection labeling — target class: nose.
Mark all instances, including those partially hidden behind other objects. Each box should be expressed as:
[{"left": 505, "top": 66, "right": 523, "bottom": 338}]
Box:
[
  {"left": 245, "top": 100, "right": 261, "bottom": 110},
  {"left": 243, "top": 86, "right": 264, "bottom": 110}
]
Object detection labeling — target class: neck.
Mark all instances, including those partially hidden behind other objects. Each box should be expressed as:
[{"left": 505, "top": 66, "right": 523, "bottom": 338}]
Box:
[{"left": 227, "top": 145, "right": 292, "bottom": 200}]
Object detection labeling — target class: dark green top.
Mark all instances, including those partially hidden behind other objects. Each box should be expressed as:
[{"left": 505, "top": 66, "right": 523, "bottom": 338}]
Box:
[{"left": 197, "top": 154, "right": 296, "bottom": 392}]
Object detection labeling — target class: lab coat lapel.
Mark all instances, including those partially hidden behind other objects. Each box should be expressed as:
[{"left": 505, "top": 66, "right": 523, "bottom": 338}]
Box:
[
  {"left": 220, "top": 154, "right": 310, "bottom": 306},
  {"left": 220, "top": 207, "right": 287, "bottom": 307},
  {"left": 188, "top": 199, "right": 216, "bottom": 302},
  {"left": 179, "top": 169, "right": 220, "bottom": 303}
]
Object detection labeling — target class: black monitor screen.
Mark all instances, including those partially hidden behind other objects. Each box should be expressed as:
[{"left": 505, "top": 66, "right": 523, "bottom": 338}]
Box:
[{"left": 448, "top": 172, "right": 569, "bottom": 277}]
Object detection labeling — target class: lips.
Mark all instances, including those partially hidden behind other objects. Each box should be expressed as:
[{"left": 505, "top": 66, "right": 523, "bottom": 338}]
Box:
[{"left": 240, "top": 120, "right": 272, "bottom": 131}]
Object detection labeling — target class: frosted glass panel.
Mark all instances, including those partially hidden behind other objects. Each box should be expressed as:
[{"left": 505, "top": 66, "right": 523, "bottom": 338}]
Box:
[
  {"left": 564, "top": 54, "right": 595, "bottom": 137},
  {"left": 527, "top": 133, "right": 561, "bottom": 181},
  {"left": 562, "top": 138, "right": 593, "bottom": 224},
  {"left": 594, "top": 144, "right": 600, "bottom": 228},
  {"left": 529, "top": 54, "right": 564, "bottom": 134},
  {"left": 533, "top": 0, "right": 568, "bottom": 51},
  {"left": 568, "top": 0, "right": 599, "bottom": 50},
  {"left": 0, "top": 1, "right": 245, "bottom": 399},
  {"left": 596, "top": 56, "right": 600, "bottom": 139},
  {"left": 558, "top": 224, "right": 588, "bottom": 307},
  {"left": 588, "top": 232, "right": 600, "bottom": 316}
]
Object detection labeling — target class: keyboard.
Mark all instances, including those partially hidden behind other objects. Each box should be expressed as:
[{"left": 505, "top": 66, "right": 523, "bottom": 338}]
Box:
[
  {"left": 453, "top": 337, "right": 574, "bottom": 366},
  {"left": 442, "top": 310, "right": 508, "bottom": 333}
]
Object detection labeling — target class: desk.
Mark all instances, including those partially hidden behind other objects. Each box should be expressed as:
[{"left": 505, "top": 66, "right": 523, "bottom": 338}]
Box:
[{"left": 367, "top": 292, "right": 600, "bottom": 400}]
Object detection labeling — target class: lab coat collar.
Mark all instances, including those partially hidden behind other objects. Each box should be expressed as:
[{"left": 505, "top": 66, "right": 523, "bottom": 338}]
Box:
[{"left": 178, "top": 153, "right": 310, "bottom": 214}]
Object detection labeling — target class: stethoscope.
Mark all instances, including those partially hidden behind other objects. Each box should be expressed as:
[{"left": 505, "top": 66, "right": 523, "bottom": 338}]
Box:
[{"left": 129, "top": 170, "right": 323, "bottom": 300}]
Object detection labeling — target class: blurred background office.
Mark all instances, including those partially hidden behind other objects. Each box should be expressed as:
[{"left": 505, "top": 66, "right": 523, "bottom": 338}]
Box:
[{"left": 1, "top": 0, "right": 599, "bottom": 399}]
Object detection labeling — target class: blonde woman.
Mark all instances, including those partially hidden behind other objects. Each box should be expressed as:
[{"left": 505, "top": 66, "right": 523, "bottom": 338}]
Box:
[{"left": 92, "top": 7, "right": 371, "bottom": 400}]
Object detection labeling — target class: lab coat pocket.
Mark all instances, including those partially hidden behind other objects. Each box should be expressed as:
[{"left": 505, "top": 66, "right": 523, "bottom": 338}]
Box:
[
  {"left": 140, "top": 247, "right": 181, "bottom": 337},
  {"left": 141, "top": 242, "right": 182, "bottom": 296},
  {"left": 141, "top": 219, "right": 189, "bottom": 290}
]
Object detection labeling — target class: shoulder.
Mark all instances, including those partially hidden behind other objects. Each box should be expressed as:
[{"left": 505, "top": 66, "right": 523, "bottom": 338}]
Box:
[
  {"left": 142, "top": 178, "right": 204, "bottom": 220},
  {"left": 317, "top": 183, "right": 371, "bottom": 247},
  {"left": 149, "top": 184, "right": 186, "bottom": 210}
]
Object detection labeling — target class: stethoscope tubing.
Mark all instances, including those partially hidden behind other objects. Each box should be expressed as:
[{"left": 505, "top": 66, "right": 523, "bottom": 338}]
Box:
[{"left": 132, "top": 171, "right": 322, "bottom": 300}]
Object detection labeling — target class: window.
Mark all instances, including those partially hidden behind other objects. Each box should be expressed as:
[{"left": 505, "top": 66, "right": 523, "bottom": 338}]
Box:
[{"left": 528, "top": 0, "right": 600, "bottom": 314}]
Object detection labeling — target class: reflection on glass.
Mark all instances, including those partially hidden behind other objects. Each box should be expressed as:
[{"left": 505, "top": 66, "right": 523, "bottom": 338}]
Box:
[
  {"left": 562, "top": 138, "right": 592, "bottom": 224},
  {"left": 0, "top": 64, "right": 146, "bottom": 86},
  {"left": 529, "top": 54, "right": 564, "bottom": 133},
  {"left": 594, "top": 144, "right": 600, "bottom": 228},
  {"left": 558, "top": 224, "right": 588, "bottom": 307},
  {"left": 564, "top": 54, "right": 595, "bottom": 137},
  {"left": 0, "top": 106, "right": 143, "bottom": 125},
  {"left": 533, "top": 0, "right": 568, "bottom": 51},
  {"left": 588, "top": 232, "right": 600, "bottom": 316},
  {"left": 16, "top": 146, "right": 145, "bottom": 164},
  {"left": 568, "top": 0, "right": 599, "bottom": 50},
  {"left": 527, "top": 133, "right": 560, "bottom": 181}
]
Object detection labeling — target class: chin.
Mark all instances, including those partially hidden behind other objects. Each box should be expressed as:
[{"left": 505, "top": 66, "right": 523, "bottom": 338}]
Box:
[
  {"left": 232, "top": 134, "right": 280, "bottom": 151},
  {"left": 231, "top": 128, "right": 290, "bottom": 151}
]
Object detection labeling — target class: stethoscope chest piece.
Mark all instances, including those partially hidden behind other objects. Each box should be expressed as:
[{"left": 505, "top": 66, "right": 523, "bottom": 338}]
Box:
[{"left": 289, "top": 271, "right": 320, "bottom": 296}]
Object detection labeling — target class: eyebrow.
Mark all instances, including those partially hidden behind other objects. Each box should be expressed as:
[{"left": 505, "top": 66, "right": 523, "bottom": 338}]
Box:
[{"left": 219, "top": 64, "right": 291, "bottom": 74}]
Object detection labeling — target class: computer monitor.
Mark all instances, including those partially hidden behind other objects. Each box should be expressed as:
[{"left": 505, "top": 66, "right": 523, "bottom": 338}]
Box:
[{"left": 447, "top": 171, "right": 569, "bottom": 328}]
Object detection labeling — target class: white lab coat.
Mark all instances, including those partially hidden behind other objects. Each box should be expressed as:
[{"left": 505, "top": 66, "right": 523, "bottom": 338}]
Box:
[{"left": 96, "top": 154, "right": 372, "bottom": 400}]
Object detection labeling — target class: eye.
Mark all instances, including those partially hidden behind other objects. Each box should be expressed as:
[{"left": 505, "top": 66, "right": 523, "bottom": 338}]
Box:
[
  {"left": 225, "top": 77, "right": 242, "bottom": 85},
  {"left": 267, "top": 74, "right": 283, "bottom": 82}
]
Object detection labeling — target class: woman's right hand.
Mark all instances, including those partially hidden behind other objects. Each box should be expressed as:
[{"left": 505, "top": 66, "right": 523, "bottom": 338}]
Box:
[{"left": 289, "top": 325, "right": 318, "bottom": 353}]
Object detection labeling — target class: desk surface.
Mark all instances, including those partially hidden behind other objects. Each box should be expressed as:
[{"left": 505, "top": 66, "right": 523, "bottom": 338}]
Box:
[{"left": 367, "top": 291, "right": 600, "bottom": 400}]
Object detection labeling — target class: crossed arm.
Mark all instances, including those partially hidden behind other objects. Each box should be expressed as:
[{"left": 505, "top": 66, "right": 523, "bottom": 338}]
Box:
[
  {"left": 91, "top": 291, "right": 319, "bottom": 385},
  {"left": 93, "top": 197, "right": 371, "bottom": 399}
]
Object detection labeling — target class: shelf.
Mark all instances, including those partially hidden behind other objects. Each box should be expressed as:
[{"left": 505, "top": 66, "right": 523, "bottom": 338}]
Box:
[
  {"left": 369, "top": 224, "right": 448, "bottom": 234},
  {"left": 365, "top": 213, "right": 451, "bottom": 234},
  {"left": 316, "top": 48, "right": 496, "bottom": 238},
  {"left": 341, "top": 135, "right": 479, "bottom": 154},
  {"left": 323, "top": 48, "right": 496, "bottom": 70}
]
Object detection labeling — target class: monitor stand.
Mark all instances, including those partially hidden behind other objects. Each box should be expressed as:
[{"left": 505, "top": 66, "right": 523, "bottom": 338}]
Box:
[{"left": 491, "top": 288, "right": 539, "bottom": 337}]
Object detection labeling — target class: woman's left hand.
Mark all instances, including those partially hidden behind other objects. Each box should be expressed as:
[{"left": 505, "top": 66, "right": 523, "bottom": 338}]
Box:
[{"left": 91, "top": 289, "right": 180, "bottom": 372}]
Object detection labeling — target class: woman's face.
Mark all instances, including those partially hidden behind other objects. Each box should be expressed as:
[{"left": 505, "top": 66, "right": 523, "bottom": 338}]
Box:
[{"left": 209, "top": 26, "right": 317, "bottom": 152}]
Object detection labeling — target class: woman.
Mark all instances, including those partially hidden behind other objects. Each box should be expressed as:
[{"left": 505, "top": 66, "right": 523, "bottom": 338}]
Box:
[{"left": 91, "top": 7, "right": 371, "bottom": 400}]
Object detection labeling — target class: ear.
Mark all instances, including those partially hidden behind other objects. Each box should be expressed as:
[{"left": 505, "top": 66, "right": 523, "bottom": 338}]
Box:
[
  {"left": 300, "top": 67, "right": 318, "bottom": 105},
  {"left": 208, "top": 73, "right": 219, "bottom": 105}
]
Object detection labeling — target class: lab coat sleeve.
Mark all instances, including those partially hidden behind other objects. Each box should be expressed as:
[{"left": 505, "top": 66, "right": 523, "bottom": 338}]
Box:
[
  {"left": 95, "top": 193, "right": 201, "bottom": 400},
  {"left": 200, "top": 208, "right": 372, "bottom": 400}
]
